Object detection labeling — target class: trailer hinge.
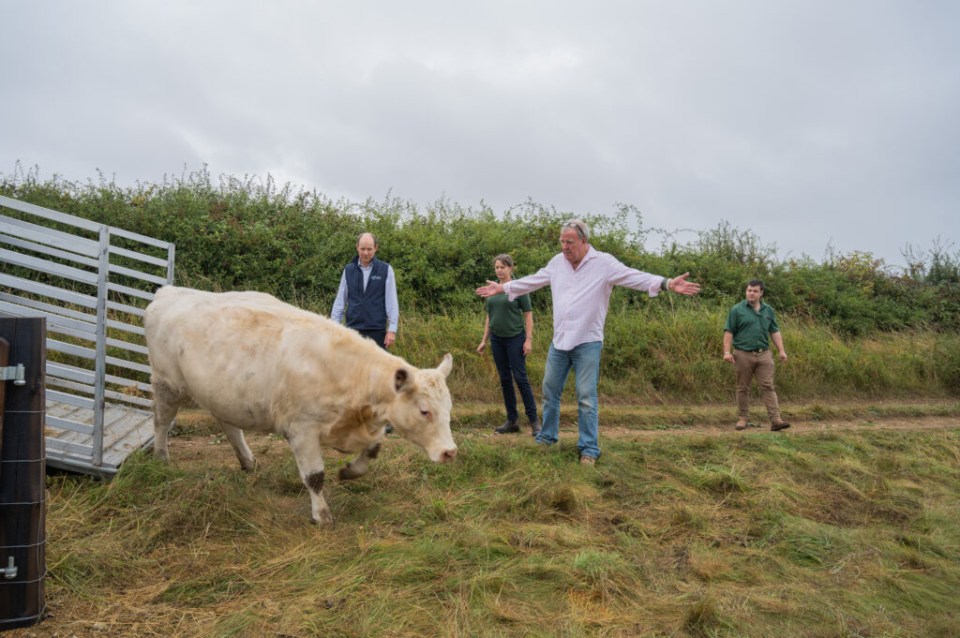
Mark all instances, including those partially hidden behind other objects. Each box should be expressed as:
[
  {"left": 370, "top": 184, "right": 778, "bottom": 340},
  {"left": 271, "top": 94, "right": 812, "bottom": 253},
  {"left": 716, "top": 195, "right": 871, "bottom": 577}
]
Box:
[{"left": 0, "top": 363, "right": 26, "bottom": 385}]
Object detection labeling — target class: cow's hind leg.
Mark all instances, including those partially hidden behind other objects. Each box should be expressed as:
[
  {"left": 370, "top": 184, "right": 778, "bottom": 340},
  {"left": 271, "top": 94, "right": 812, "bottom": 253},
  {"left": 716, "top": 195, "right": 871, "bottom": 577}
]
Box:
[
  {"left": 152, "top": 380, "right": 186, "bottom": 462},
  {"left": 339, "top": 443, "right": 382, "bottom": 481},
  {"left": 285, "top": 429, "right": 333, "bottom": 526},
  {"left": 221, "top": 423, "right": 257, "bottom": 471}
]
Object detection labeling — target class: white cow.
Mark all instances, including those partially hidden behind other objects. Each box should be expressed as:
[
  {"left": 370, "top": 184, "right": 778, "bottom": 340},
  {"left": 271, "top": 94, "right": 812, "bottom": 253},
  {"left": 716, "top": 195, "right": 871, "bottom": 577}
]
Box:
[{"left": 144, "top": 286, "right": 457, "bottom": 525}]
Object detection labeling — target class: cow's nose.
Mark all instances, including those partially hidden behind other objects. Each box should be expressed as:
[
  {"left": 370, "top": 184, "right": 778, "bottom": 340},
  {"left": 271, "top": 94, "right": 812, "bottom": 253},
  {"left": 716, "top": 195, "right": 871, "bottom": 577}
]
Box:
[{"left": 441, "top": 448, "right": 458, "bottom": 462}]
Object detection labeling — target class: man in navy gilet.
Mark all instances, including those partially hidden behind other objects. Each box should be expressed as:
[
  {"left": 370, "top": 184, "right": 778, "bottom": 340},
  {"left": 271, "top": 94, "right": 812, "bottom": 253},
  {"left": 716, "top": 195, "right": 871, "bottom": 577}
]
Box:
[{"left": 331, "top": 232, "right": 399, "bottom": 350}]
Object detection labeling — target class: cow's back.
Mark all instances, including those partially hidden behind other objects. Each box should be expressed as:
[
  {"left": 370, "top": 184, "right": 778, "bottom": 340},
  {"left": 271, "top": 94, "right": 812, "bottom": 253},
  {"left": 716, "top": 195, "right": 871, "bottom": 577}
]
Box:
[
  {"left": 146, "top": 286, "right": 381, "bottom": 431},
  {"left": 145, "top": 286, "right": 292, "bottom": 382}
]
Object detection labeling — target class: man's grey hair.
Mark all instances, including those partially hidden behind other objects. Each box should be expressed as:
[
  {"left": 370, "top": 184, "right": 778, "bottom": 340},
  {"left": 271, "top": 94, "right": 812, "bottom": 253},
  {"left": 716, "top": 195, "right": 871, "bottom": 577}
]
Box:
[{"left": 563, "top": 219, "right": 590, "bottom": 240}]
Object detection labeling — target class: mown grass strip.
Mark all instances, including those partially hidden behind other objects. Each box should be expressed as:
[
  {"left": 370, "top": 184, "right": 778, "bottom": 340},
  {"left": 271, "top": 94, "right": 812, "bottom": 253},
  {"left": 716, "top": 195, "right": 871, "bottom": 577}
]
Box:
[{"left": 32, "top": 418, "right": 960, "bottom": 637}]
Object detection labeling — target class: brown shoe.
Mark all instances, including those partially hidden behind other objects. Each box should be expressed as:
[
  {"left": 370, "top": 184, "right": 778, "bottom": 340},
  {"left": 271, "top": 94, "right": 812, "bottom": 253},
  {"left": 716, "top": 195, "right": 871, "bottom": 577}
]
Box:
[
  {"left": 771, "top": 421, "right": 791, "bottom": 432},
  {"left": 579, "top": 455, "right": 596, "bottom": 466},
  {"left": 735, "top": 420, "right": 749, "bottom": 431},
  {"left": 529, "top": 417, "right": 541, "bottom": 437},
  {"left": 494, "top": 419, "right": 520, "bottom": 434}
]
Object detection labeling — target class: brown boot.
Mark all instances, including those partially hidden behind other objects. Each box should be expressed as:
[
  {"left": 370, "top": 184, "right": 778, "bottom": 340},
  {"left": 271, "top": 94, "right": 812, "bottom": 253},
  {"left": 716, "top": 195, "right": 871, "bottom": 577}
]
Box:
[
  {"left": 529, "top": 417, "right": 541, "bottom": 437},
  {"left": 495, "top": 418, "right": 520, "bottom": 434}
]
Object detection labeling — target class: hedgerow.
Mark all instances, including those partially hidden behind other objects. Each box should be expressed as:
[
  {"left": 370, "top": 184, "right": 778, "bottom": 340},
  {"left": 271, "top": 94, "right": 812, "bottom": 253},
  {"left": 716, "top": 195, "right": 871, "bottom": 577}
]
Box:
[{"left": 2, "top": 164, "right": 957, "bottom": 335}]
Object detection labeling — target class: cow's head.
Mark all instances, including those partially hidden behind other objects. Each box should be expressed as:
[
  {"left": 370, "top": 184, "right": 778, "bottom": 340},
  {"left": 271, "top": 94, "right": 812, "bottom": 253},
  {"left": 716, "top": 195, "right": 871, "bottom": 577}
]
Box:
[{"left": 387, "top": 353, "right": 457, "bottom": 463}]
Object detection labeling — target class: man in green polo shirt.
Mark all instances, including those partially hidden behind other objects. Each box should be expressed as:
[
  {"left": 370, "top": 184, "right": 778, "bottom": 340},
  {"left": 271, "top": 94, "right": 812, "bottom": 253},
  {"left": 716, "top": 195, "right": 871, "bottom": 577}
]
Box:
[{"left": 722, "top": 279, "right": 791, "bottom": 432}]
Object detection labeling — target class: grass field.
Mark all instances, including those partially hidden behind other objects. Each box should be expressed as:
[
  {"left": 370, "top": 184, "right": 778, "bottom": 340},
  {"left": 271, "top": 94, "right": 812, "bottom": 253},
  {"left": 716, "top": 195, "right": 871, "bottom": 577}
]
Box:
[{"left": 6, "top": 401, "right": 960, "bottom": 638}]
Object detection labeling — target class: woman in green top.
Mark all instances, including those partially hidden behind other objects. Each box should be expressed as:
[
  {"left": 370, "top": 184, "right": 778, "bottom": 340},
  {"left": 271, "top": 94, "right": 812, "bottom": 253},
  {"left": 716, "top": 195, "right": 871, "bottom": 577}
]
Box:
[{"left": 477, "top": 254, "right": 540, "bottom": 436}]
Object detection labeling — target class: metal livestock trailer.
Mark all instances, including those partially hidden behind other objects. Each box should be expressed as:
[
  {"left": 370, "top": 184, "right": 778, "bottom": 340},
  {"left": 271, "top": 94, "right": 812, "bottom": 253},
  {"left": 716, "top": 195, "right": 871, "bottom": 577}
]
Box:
[{"left": 0, "top": 194, "right": 175, "bottom": 477}]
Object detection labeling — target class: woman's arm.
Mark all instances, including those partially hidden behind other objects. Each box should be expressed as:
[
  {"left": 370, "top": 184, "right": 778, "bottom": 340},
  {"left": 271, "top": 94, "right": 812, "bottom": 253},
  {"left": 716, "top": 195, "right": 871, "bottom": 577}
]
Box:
[
  {"left": 523, "top": 311, "right": 533, "bottom": 355},
  {"left": 477, "top": 314, "right": 491, "bottom": 353}
]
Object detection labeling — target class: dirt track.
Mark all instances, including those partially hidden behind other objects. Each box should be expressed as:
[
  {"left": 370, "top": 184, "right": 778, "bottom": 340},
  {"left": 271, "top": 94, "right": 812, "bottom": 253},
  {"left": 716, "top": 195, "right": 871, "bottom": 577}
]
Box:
[
  {"left": 601, "top": 416, "right": 960, "bottom": 436},
  {"left": 453, "top": 412, "right": 960, "bottom": 449},
  {"left": 600, "top": 415, "right": 960, "bottom": 438}
]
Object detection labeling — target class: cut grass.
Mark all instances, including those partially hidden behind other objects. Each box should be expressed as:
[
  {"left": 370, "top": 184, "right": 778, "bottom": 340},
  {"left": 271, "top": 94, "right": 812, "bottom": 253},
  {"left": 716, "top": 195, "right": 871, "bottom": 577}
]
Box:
[{"left": 13, "top": 407, "right": 960, "bottom": 638}]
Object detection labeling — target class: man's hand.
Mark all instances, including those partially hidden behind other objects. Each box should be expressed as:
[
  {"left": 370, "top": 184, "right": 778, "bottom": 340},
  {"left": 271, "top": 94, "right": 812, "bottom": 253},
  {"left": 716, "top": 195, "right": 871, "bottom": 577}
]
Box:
[
  {"left": 475, "top": 280, "right": 504, "bottom": 298},
  {"left": 669, "top": 272, "right": 701, "bottom": 296},
  {"left": 384, "top": 331, "right": 396, "bottom": 349}
]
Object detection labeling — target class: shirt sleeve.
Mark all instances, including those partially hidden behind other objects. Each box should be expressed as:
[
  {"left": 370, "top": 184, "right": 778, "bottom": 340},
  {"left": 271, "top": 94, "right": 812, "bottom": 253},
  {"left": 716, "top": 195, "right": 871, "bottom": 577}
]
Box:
[
  {"left": 604, "top": 255, "right": 663, "bottom": 297},
  {"left": 503, "top": 265, "right": 553, "bottom": 301},
  {"left": 385, "top": 265, "right": 399, "bottom": 333},
  {"left": 330, "top": 270, "right": 348, "bottom": 324},
  {"left": 767, "top": 307, "right": 780, "bottom": 334},
  {"left": 723, "top": 306, "right": 737, "bottom": 333},
  {"left": 517, "top": 294, "right": 533, "bottom": 312}
]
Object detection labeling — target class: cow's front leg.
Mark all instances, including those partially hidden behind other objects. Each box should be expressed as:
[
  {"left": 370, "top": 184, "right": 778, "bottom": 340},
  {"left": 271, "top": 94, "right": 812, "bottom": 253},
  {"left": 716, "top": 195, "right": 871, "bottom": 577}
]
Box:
[
  {"left": 286, "top": 428, "right": 333, "bottom": 526},
  {"left": 339, "top": 442, "right": 382, "bottom": 481}
]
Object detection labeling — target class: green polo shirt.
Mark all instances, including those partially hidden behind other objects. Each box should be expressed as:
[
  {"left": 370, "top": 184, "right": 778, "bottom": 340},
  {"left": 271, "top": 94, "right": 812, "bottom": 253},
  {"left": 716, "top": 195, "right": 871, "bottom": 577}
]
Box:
[
  {"left": 724, "top": 299, "right": 780, "bottom": 351},
  {"left": 485, "top": 293, "right": 532, "bottom": 338}
]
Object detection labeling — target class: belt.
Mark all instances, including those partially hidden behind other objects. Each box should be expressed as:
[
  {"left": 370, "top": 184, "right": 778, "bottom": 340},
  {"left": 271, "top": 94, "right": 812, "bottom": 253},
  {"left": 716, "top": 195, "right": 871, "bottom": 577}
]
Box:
[{"left": 737, "top": 348, "right": 767, "bottom": 353}]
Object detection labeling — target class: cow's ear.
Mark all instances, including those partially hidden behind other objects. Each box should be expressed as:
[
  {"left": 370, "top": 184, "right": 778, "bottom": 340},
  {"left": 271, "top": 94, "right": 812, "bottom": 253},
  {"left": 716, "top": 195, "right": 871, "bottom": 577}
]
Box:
[
  {"left": 437, "top": 353, "right": 453, "bottom": 378},
  {"left": 394, "top": 368, "right": 412, "bottom": 393}
]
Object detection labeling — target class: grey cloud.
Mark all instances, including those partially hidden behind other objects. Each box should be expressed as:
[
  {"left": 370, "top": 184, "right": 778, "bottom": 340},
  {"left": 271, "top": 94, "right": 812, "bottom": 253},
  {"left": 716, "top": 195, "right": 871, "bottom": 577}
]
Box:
[{"left": 1, "top": 0, "right": 957, "bottom": 267}]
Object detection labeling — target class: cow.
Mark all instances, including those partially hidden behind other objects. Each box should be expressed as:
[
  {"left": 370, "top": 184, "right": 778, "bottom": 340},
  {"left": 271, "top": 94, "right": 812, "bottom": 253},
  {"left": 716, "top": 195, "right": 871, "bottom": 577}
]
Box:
[{"left": 143, "top": 285, "right": 457, "bottom": 525}]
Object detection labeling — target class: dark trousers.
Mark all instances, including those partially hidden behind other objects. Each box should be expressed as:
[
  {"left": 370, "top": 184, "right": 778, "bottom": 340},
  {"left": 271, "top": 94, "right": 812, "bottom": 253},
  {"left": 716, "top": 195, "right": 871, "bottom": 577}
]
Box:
[
  {"left": 490, "top": 331, "right": 538, "bottom": 422},
  {"left": 358, "top": 329, "right": 387, "bottom": 350}
]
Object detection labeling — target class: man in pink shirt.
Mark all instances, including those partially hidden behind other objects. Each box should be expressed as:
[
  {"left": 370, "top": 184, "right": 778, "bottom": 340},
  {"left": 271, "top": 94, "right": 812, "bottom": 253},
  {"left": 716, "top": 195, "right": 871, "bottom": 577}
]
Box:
[{"left": 476, "top": 219, "right": 701, "bottom": 465}]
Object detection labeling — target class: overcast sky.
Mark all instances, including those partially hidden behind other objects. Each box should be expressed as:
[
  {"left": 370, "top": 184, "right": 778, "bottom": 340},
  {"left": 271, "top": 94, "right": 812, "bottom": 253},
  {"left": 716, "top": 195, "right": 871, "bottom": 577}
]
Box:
[{"left": 2, "top": 1, "right": 957, "bottom": 268}]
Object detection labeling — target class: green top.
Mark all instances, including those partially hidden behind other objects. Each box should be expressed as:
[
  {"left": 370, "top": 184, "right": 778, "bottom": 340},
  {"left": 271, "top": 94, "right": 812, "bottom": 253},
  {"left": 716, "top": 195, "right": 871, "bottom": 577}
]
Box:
[
  {"left": 724, "top": 299, "right": 780, "bottom": 351},
  {"left": 485, "top": 292, "right": 532, "bottom": 338}
]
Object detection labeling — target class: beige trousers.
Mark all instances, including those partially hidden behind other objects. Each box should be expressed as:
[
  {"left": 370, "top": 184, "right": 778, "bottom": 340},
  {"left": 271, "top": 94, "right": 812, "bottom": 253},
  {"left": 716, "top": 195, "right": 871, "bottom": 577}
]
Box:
[{"left": 733, "top": 349, "right": 782, "bottom": 422}]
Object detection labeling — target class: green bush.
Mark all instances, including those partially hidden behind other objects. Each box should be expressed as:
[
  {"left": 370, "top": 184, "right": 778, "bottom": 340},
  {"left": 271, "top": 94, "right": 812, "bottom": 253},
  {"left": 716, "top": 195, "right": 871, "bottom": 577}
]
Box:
[{"left": 2, "top": 165, "right": 957, "bottom": 337}]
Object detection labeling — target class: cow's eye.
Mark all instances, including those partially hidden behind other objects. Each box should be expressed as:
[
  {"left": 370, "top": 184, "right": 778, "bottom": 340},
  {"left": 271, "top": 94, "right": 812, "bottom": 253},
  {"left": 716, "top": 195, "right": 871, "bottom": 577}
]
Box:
[{"left": 420, "top": 409, "right": 431, "bottom": 418}]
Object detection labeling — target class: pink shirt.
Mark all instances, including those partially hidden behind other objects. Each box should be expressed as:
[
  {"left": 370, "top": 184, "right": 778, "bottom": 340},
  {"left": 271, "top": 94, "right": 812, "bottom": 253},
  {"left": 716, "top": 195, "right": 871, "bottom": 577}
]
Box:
[{"left": 503, "top": 247, "right": 666, "bottom": 350}]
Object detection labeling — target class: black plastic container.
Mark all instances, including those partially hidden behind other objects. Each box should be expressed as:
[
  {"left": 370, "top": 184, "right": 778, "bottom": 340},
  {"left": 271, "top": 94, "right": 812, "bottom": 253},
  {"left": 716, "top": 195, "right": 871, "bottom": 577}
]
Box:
[{"left": 0, "top": 317, "right": 47, "bottom": 632}]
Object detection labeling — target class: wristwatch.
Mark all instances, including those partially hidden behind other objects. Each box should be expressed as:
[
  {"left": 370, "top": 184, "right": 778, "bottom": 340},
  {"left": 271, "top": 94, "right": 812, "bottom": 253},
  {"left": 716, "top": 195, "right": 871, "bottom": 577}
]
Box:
[{"left": 660, "top": 277, "right": 670, "bottom": 292}]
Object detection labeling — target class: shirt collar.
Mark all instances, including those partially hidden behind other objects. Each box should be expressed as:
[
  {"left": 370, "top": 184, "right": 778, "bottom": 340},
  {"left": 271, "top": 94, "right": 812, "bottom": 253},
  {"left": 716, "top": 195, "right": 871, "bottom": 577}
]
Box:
[
  {"left": 570, "top": 246, "right": 597, "bottom": 270},
  {"left": 352, "top": 256, "right": 378, "bottom": 270}
]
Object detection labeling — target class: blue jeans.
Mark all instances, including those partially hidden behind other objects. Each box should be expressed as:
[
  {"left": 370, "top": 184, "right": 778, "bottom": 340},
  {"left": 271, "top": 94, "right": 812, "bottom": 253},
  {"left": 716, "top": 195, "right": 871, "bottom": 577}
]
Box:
[
  {"left": 490, "top": 331, "right": 538, "bottom": 422},
  {"left": 536, "top": 341, "right": 602, "bottom": 459}
]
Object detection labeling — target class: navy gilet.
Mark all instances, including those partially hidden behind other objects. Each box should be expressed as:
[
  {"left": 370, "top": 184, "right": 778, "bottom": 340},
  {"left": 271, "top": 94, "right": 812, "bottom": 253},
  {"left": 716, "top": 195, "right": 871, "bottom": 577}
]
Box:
[{"left": 344, "top": 256, "right": 389, "bottom": 330}]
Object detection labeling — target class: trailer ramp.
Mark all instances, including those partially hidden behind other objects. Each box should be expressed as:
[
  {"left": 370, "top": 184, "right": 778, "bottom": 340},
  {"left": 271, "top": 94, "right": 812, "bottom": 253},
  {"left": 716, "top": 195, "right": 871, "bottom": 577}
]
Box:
[{"left": 0, "top": 194, "right": 175, "bottom": 477}]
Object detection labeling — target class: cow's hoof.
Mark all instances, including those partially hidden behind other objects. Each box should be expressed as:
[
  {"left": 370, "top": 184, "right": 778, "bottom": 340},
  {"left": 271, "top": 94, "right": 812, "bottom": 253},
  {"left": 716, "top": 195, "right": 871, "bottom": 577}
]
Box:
[
  {"left": 339, "top": 464, "right": 360, "bottom": 481},
  {"left": 311, "top": 513, "right": 335, "bottom": 527}
]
